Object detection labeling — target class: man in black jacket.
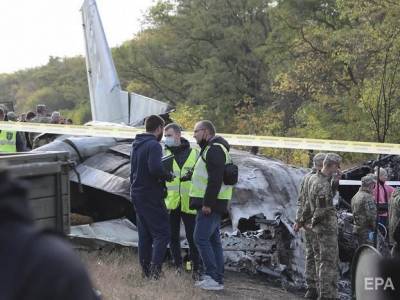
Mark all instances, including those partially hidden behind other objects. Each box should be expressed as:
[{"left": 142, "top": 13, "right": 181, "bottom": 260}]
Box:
[
  {"left": 163, "top": 123, "right": 200, "bottom": 275},
  {"left": 0, "top": 165, "right": 97, "bottom": 300},
  {"left": 130, "top": 115, "right": 172, "bottom": 279},
  {"left": 189, "top": 120, "right": 233, "bottom": 291}
]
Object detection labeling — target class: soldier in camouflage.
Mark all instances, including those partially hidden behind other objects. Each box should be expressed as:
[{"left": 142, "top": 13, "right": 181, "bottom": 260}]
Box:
[
  {"left": 389, "top": 188, "right": 400, "bottom": 257},
  {"left": 306, "top": 153, "right": 341, "bottom": 300},
  {"left": 294, "top": 153, "right": 326, "bottom": 299},
  {"left": 351, "top": 174, "right": 377, "bottom": 247}
]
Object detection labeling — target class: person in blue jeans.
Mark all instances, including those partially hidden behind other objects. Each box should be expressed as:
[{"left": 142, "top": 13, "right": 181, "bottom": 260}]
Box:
[
  {"left": 130, "top": 115, "right": 173, "bottom": 279},
  {"left": 189, "top": 120, "right": 233, "bottom": 291}
]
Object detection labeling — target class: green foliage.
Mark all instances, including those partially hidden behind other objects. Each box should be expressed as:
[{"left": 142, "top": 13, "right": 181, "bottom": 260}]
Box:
[
  {"left": 0, "top": 56, "right": 90, "bottom": 123},
  {"left": 170, "top": 103, "right": 207, "bottom": 131},
  {"left": 2, "top": 0, "right": 400, "bottom": 165}
]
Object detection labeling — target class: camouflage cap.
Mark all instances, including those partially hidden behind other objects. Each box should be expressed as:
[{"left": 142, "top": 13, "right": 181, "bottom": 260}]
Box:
[
  {"left": 323, "top": 153, "right": 342, "bottom": 165},
  {"left": 361, "top": 174, "right": 376, "bottom": 187},
  {"left": 312, "top": 152, "right": 326, "bottom": 164}
]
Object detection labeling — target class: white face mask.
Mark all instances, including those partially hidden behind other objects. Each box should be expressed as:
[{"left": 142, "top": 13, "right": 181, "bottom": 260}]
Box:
[{"left": 164, "top": 136, "right": 177, "bottom": 147}]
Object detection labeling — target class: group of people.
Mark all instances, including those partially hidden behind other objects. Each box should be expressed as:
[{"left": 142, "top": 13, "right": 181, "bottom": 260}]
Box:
[
  {"left": 129, "top": 115, "right": 233, "bottom": 291},
  {"left": 294, "top": 153, "right": 400, "bottom": 300},
  {"left": 0, "top": 104, "right": 73, "bottom": 152}
]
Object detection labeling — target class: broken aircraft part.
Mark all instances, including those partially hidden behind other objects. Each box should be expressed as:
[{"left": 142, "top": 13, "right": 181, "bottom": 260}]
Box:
[{"left": 35, "top": 136, "right": 373, "bottom": 295}]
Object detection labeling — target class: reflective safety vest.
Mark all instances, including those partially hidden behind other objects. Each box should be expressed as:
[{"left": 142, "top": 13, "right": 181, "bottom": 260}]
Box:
[
  {"left": 189, "top": 143, "right": 233, "bottom": 201},
  {"left": 0, "top": 130, "right": 16, "bottom": 153},
  {"left": 165, "top": 148, "right": 199, "bottom": 214}
]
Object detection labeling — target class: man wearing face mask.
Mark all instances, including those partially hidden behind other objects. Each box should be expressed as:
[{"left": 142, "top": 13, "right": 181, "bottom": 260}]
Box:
[
  {"left": 163, "top": 123, "right": 201, "bottom": 277},
  {"left": 130, "top": 115, "right": 172, "bottom": 279},
  {"left": 189, "top": 120, "right": 233, "bottom": 291}
]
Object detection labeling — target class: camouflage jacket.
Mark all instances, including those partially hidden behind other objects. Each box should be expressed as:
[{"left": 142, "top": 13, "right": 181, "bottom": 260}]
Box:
[
  {"left": 351, "top": 188, "right": 376, "bottom": 233},
  {"left": 305, "top": 171, "right": 336, "bottom": 227},
  {"left": 389, "top": 188, "right": 400, "bottom": 243},
  {"left": 295, "top": 170, "right": 315, "bottom": 226}
]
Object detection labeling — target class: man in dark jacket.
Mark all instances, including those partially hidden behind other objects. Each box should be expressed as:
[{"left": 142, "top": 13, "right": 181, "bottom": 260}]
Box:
[
  {"left": 0, "top": 165, "right": 97, "bottom": 300},
  {"left": 130, "top": 115, "right": 172, "bottom": 279},
  {"left": 189, "top": 120, "right": 233, "bottom": 291},
  {"left": 163, "top": 123, "right": 200, "bottom": 276}
]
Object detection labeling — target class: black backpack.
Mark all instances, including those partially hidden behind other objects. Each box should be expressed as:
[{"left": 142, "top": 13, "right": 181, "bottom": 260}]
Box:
[
  {"left": 200, "top": 143, "right": 238, "bottom": 186},
  {"left": 223, "top": 162, "right": 238, "bottom": 185}
]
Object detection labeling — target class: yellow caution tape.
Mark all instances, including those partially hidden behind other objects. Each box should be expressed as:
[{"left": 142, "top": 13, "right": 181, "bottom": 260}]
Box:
[{"left": 1, "top": 121, "right": 400, "bottom": 155}]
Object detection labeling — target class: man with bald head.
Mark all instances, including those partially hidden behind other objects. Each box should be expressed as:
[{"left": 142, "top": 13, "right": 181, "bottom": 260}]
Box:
[{"left": 189, "top": 120, "right": 233, "bottom": 291}]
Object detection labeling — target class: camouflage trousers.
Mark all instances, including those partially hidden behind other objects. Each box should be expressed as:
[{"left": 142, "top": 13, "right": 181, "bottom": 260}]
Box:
[
  {"left": 354, "top": 228, "right": 371, "bottom": 248},
  {"left": 304, "top": 227, "right": 320, "bottom": 290},
  {"left": 313, "top": 216, "right": 338, "bottom": 299}
]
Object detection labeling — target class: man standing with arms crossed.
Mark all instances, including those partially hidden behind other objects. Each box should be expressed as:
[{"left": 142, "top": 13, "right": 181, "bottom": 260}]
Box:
[
  {"left": 190, "top": 120, "right": 233, "bottom": 291},
  {"left": 294, "top": 153, "right": 325, "bottom": 300},
  {"left": 163, "top": 123, "right": 201, "bottom": 277},
  {"left": 130, "top": 115, "right": 172, "bottom": 279},
  {"left": 305, "top": 153, "right": 341, "bottom": 300}
]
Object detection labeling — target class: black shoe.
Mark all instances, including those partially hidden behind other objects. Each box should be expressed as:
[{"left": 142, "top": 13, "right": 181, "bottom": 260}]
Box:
[
  {"left": 149, "top": 263, "right": 162, "bottom": 280},
  {"left": 141, "top": 264, "right": 151, "bottom": 279},
  {"left": 304, "top": 288, "right": 318, "bottom": 299},
  {"left": 192, "top": 269, "right": 202, "bottom": 281}
]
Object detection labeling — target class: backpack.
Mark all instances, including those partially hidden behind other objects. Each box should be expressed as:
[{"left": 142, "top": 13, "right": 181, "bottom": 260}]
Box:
[
  {"left": 223, "top": 162, "right": 238, "bottom": 185},
  {"left": 200, "top": 143, "right": 238, "bottom": 186}
]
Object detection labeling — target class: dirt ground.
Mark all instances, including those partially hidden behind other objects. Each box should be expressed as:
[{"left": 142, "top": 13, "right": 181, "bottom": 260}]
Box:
[{"left": 79, "top": 249, "right": 302, "bottom": 300}]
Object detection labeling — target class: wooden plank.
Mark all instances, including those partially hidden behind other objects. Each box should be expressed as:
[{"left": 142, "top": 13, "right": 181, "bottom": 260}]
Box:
[
  {"left": 28, "top": 196, "right": 69, "bottom": 219},
  {"left": 61, "top": 175, "right": 69, "bottom": 195},
  {"left": 35, "top": 215, "right": 70, "bottom": 234},
  {"left": 26, "top": 176, "right": 56, "bottom": 199}
]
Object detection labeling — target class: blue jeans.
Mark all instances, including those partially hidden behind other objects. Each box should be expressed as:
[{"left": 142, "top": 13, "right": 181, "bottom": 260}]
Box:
[
  {"left": 194, "top": 211, "right": 224, "bottom": 284},
  {"left": 135, "top": 206, "right": 170, "bottom": 273}
]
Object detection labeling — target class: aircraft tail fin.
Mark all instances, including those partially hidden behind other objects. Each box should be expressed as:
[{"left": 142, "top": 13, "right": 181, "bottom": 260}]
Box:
[{"left": 81, "top": 0, "right": 172, "bottom": 124}]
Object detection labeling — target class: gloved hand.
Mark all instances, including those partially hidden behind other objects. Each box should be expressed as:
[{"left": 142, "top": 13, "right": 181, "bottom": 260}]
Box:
[{"left": 180, "top": 170, "right": 193, "bottom": 182}]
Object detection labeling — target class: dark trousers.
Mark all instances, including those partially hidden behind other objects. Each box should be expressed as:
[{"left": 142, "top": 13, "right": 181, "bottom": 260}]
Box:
[
  {"left": 136, "top": 207, "right": 170, "bottom": 271},
  {"left": 169, "top": 206, "right": 200, "bottom": 270},
  {"left": 194, "top": 211, "right": 224, "bottom": 284}
]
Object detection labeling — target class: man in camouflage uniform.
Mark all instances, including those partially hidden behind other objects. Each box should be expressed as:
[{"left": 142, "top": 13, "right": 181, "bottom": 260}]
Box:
[
  {"left": 351, "top": 174, "right": 377, "bottom": 247},
  {"left": 294, "top": 153, "right": 326, "bottom": 299},
  {"left": 389, "top": 189, "right": 400, "bottom": 257},
  {"left": 305, "top": 153, "right": 341, "bottom": 300}
]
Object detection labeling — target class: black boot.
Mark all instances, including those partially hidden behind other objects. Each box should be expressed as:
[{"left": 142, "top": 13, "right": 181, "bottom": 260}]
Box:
[
  {"left": 149, "top": 263, "right": 162, "bottom": 280},
  {"left": 141, "top": 264, "right": 151, "bottom": 279},
  {"left": 304, "top": 287, "right": 318, "bottom": 299}
]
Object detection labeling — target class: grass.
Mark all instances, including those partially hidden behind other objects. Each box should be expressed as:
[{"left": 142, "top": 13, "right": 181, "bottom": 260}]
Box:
[{"left": 79, "top": 248, "right": 302, "bottom": 300}]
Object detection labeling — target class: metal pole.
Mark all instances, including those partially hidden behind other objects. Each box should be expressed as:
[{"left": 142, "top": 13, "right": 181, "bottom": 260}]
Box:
[{"left": 374, "top": 164, "right": 381, "bottom": 248}]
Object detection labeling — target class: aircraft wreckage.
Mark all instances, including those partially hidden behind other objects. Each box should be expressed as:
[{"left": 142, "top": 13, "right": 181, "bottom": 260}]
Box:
[
  {"left": 33, "top": 136, "right": 392, "bottom": 297},
  {"left": 21, "top": 2, "right": 396, "bottom": 298}
]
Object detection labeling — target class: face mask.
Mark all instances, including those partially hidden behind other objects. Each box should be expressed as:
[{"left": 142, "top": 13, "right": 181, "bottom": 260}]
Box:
[
  {"left": 164, "top": 136, "right": 177, "bottom": 147},
  {"left": 198, "top": 139, "right": 208, "bottom": 148}
]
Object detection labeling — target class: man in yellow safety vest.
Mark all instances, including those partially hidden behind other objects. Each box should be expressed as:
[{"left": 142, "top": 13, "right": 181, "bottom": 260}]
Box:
[
  {"left": 163, "top": 123, "right": 200, "bottom": 276},
  {"left": 189, "top": 120, "right": 233, "bottom": 291},
  {"left": 0, "top": 108, "right": 17, "bottom": 153}
]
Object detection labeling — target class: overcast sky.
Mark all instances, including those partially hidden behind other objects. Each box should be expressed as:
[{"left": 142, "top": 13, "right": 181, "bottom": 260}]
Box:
[{"left": 0, "top": 0, "right": 155, "bottom": 74}]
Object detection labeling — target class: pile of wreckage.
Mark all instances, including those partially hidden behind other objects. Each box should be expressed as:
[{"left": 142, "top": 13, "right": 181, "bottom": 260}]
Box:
[{"left": 34, "top": 136, "right": 397, "bottom": 296}]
